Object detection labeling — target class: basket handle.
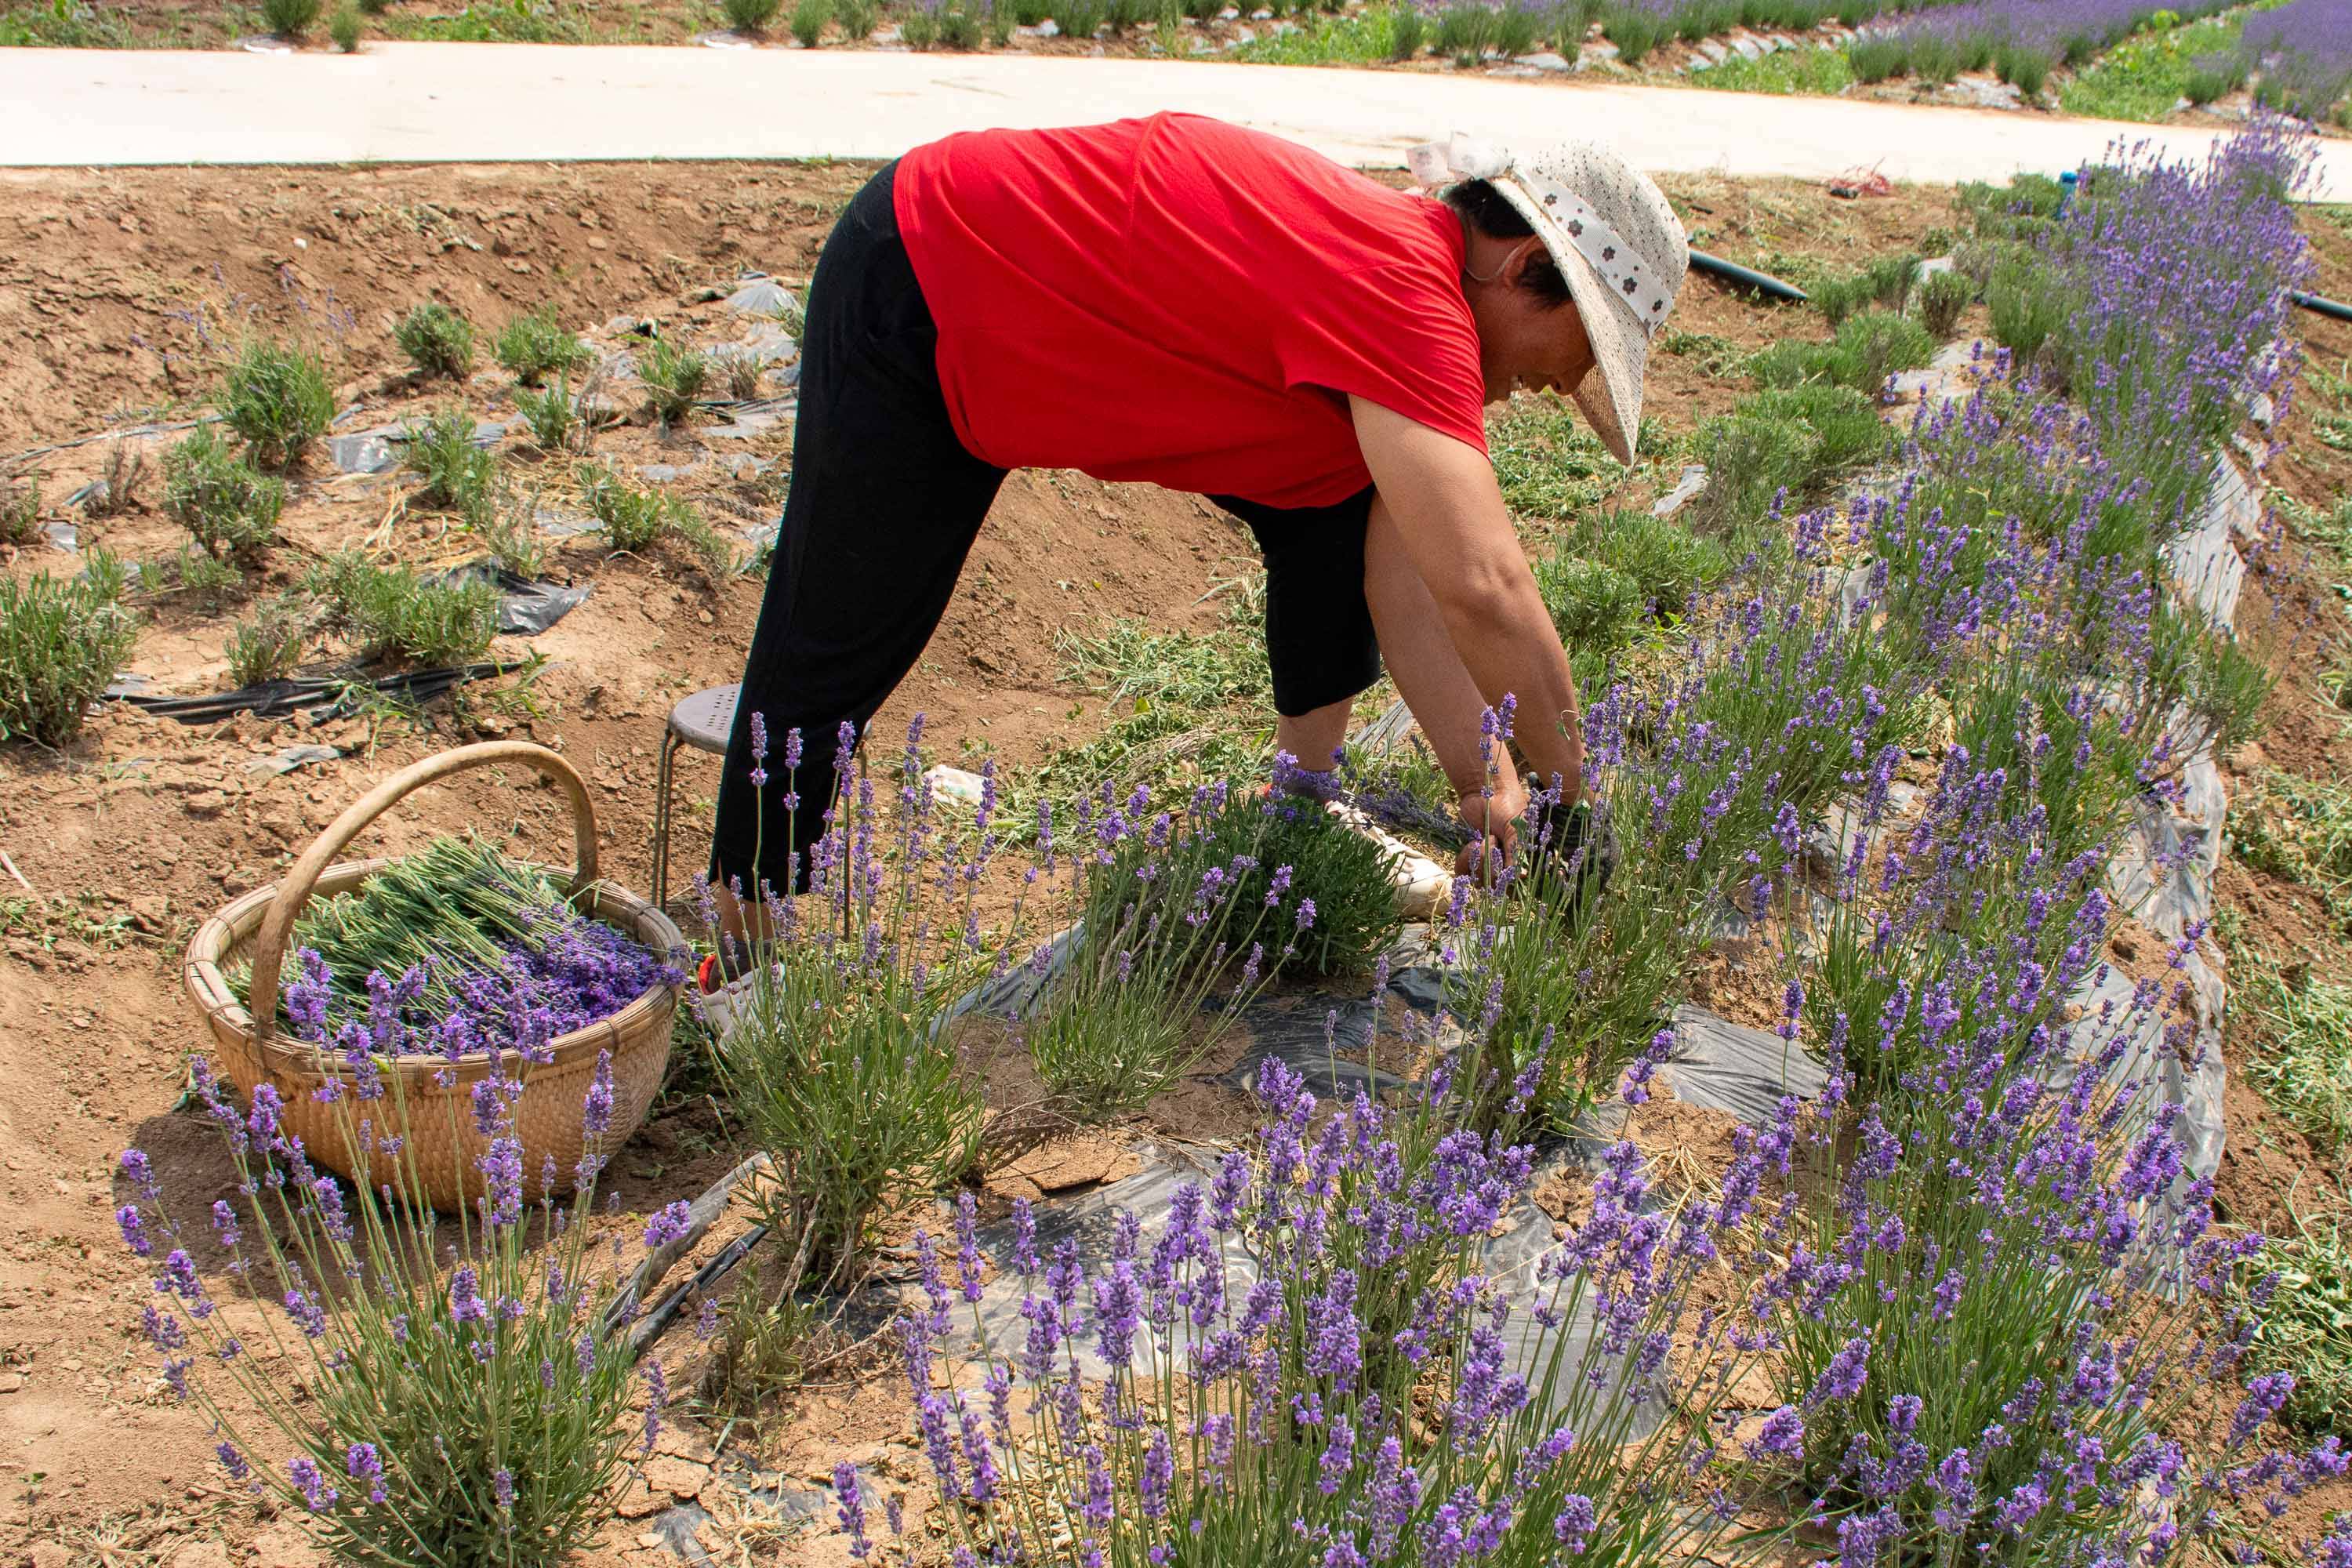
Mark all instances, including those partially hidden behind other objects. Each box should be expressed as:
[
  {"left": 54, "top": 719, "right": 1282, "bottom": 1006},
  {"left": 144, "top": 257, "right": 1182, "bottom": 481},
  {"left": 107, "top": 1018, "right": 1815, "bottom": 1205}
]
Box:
[{"left": 247, "top": 740, "right": 600, "bottom": 1047}]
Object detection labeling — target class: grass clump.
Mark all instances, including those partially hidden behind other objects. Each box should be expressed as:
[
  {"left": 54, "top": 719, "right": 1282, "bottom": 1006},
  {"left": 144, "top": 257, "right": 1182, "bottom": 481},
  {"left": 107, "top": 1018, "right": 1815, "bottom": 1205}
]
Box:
[
  {"left": 394, "top": 301, "right": 475, "bottom": 379},
  {"left": 834, "top": 0, "right": 876, "bottom": 33},
  {"left": 0, "top": 471, "right": 39, "bottom": 546},
  {"left": 1535, "top": 552, "right": 1645, "bottom": 656},
  {"left": 494, "top": 306, "right": 591, "bottom": 387},
  {"left": 638, "top": 338, "right": 708, "bottom": 430},
  {"left": 0, "top": 553, "right": 137, "bottom": 747},
  {"left": 263, "top": 0, "right": 321, "bottom": 34},
  {"left": 221, "top": 335, "right": 336, "bottom": 470},
  {"left": 1751, "top": 309, "right": 1936, "bottom": 396},
  {"left": 728, "top": 0, "right": 783, "bottom": 28},
  {"left": 1916, "top": 267, "right": 1974, "bottom": 339},
  {"left": 2245, "top": 963, "right": 2352, "bottom": 1152},
  {"left": 223, "top": 598, "right": 312, "bottom": 688},
  {"left": 1693, "top": 383, "right": 1884, "bottom": 528},
  {"left": 311, "top": 554, "right": 500, "bottom": 666},
  {"left": 328, "top": 2, "right": 361, "bottom": 47},
  {"left": 401, "top": 405, "right": 499, "bottom": 511},
  {"left": 1486, "top": 394, "right": 1620, "bottom": 519},
  {"left": 784, "top": 0, "right": 822, "bottom": 39},
  {"left": 163, "top": 426, "right": 286, "bottom": 558}
]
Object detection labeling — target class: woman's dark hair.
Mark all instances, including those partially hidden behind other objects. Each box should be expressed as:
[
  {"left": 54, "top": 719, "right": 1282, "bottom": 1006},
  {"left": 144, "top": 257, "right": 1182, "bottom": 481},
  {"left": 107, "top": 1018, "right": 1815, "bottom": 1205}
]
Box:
[{"left": 1443, "top": 180, "right": 1574, "bottom": 310}]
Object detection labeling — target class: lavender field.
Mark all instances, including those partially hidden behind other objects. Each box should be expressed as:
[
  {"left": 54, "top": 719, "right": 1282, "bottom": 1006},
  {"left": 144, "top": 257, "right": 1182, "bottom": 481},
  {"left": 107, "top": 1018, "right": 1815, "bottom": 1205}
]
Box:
[{"left": 53, "top": 104, "right": 2352, "bottom": 1566}]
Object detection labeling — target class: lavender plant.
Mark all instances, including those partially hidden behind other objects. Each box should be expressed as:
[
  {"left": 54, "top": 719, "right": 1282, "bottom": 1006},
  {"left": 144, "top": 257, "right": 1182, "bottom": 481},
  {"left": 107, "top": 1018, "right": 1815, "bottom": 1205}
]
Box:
[
  {"left": 116, "top": 1028, "right": 665, "bottom": 1565},
  {"left": 712, "top": 715, "right": 1025, "bottom": 1272},
  {"left": 1025, "top": 775, "right": 1315, "bottom": 1117}
]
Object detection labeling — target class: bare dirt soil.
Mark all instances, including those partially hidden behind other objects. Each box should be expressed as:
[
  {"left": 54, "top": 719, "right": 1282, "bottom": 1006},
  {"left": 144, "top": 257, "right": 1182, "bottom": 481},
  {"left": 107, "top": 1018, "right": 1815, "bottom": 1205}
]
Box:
[{"left": 2, "top": 158, "right": 2344, "bottom": 1566}]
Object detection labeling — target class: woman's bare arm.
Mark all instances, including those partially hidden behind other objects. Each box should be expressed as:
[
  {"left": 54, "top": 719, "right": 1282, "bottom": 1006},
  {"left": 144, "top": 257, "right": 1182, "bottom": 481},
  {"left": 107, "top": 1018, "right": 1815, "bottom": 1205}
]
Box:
[{"left": 1351, "top": 395, "right": 1585, "bottom": 806}]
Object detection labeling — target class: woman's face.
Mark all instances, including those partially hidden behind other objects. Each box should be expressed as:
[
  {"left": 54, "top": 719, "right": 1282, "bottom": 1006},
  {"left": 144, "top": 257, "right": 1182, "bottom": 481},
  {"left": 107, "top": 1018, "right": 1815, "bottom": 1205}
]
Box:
[{"left": 1466, "top": 239, "right": 1597, "bottom": 406}]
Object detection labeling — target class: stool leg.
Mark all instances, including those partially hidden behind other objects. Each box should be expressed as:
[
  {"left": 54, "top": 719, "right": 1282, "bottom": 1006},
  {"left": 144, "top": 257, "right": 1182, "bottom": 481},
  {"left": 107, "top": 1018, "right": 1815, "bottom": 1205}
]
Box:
[{"left": 652, "top": 735, "right": 679, "bottom": 911}]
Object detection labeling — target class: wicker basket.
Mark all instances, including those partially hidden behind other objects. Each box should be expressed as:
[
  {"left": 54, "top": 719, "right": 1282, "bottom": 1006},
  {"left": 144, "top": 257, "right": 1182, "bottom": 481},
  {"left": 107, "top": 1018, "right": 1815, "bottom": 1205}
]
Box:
[{"left": 183, "top": 741, "right": 685, "bottom": 1211}]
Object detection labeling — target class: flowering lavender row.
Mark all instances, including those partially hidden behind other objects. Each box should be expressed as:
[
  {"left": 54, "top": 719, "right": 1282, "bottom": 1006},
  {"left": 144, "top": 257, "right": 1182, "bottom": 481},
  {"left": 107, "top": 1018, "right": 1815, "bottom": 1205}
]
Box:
[
  {"left": 2239, "top": 0, "right": 2352, "bottom": 118},
  {"left": 1855, "top": 0, "right": 2234, "bottom": 75}
]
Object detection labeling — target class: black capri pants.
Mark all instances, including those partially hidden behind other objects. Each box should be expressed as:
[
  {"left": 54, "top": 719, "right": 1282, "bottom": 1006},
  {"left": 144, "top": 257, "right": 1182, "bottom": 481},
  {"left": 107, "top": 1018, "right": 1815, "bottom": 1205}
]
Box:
[{"left": 710, "top": 162, "right": 1382, "bottom": 899}]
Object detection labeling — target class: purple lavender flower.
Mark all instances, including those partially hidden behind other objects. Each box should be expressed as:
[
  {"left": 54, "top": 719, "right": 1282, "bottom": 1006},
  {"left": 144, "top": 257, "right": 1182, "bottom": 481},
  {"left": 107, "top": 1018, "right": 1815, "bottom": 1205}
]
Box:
[
  {"left": 834, "top": 1461, "right": 872, "bottom": 1558},
  {"left": 642, "top": 1359, "right": 669, "bottom": 1455},
  {"left": 346, "top": 1442, "right": 388, "bottom": 1504},
  {"left": 289, "top": 1455, "right": 339, "bottom": 1512},
  {"left": 117, "top": 1203, "right": 151, "bottom": 1258},
  {"left": 644, "top": 1200, "right": 693, "bottom": 1251},
  {"left": 492, "top": 1468, "right": 516, "bottom": 1510}
]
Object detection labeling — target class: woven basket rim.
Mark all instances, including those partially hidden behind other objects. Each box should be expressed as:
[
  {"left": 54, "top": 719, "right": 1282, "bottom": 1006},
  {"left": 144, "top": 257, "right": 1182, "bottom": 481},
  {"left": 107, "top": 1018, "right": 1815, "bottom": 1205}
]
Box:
[{"left": 183, "top": 856, "right": 689, "bottom": 1081}]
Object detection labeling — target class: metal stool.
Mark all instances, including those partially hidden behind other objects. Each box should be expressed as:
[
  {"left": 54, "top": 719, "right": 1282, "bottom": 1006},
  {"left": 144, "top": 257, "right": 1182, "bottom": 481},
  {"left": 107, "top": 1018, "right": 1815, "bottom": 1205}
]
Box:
[{"left": 650, "top": 682, "right": 741, "bottom": 910}]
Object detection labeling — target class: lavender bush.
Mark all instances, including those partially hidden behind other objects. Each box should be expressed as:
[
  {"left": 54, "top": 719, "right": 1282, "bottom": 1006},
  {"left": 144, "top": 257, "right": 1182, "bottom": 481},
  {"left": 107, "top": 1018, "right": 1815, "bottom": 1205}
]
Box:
[
  {"left": 1025, "top": 774, "right": 1316, "bottom": 1117},
  {"left": 712, "top": 715, "right": 1026, "bottom": 1275},
  {"left": 116, "top": 1029, "right": 663, "bottom": 1565}
]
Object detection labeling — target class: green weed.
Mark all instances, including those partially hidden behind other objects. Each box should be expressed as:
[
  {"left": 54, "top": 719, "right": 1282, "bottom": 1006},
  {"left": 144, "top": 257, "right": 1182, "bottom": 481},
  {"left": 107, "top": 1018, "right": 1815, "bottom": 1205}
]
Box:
[
  {"left": 0, "top": 471, "right": 39, "bottom": 546},
  {"left": 731, "top": 0, "right": 782, "bottom": 28},
  {"left": 162, "top": 426, "right": 285, "bottom": 558},
  {"left": 2238, "top": 1203, "right": 2352, "bottom": 1441},
  {"left": 0, "top": 0, "right": 135, "bottom": 45},
  {"left": 395, "top": 302, "right": 474, "bottom": 379},
  {"left": 2234, "top": 768, "right": 2352, "bottom": 907},
  {"left": 1691, "top": 42, "right": 1855, "bottom": 95},
  {"left": 1227, "top": 4, "right": 1401, "bottom": 61},
  {"left": 328, "top": 2, "right": 360, "bottom": 47},
  {"left": 575, "top": 462, "right": 735, "bottom": 575},
  {"left": 2059, "top": 9, "right": 2249, "bottom": 122},
  {"left": 1661, "top": 328, "right": 1747, "bottom": 379},
  {"left": 494, "top": 305, "right": 591, "bottom": 387},
  {"left": 0, "top": 551, "right": 138, "bottom": 748},
  {"left": 1486, "top": 395, "right": 1621, "bottom": 519}
]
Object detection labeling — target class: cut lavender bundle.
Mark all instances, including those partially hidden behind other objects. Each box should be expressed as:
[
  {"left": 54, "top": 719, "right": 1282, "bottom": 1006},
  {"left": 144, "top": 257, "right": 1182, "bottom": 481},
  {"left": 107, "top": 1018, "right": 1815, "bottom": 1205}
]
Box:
[{"left": 256, "top": 833, "right": 683, "bottom": 1049}]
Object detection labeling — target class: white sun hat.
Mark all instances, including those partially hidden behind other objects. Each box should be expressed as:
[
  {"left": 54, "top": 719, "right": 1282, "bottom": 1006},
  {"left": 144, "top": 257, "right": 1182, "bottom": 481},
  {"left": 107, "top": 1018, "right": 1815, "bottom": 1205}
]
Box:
[{"left": 1410, "top": 132, "right": 1690, "bottom": 465}]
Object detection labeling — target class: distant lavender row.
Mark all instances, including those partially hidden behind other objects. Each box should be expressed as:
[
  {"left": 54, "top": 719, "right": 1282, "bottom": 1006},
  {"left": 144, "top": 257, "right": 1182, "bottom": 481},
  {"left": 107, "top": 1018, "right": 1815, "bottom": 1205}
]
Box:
[
  {"left": 1860, "top": 0, "right": 2234, "bottom": 61},
  {"left": 2239, "top": 0, "right": 2352, "bottom": 118}
]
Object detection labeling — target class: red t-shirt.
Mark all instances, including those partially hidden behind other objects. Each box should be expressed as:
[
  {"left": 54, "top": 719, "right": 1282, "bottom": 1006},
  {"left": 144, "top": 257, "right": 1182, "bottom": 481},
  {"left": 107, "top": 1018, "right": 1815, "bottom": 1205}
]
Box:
[{"left": 894, "top": 113, "right": 1488, "bottom": 511}]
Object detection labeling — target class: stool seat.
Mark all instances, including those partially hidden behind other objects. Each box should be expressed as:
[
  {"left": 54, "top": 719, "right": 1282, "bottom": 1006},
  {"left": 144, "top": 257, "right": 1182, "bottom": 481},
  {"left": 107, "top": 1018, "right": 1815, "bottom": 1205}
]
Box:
[
  {"left": 668, "top": 683, "right": 741, "bottom": 754},
  {"left": 649, "top": 682, "right": 745, "bottom": 910}
]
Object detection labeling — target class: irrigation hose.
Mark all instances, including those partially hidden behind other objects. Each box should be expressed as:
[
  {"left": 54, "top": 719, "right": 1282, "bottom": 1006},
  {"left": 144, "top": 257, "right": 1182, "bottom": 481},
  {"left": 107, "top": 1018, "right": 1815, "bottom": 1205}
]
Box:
[
  {"left": 1689, "top": 249, "right": 1809, "bottom": 303},
  {"left": 2293, "top": 290, "right": 2352, "bottom": 325}
]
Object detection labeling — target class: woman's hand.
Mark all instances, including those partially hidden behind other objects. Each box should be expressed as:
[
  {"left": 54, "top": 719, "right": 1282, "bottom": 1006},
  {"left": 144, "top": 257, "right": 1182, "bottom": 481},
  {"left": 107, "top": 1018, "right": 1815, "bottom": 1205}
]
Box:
[{"left": 1454, "top": 776, "right": 1529, "bottom": 880}]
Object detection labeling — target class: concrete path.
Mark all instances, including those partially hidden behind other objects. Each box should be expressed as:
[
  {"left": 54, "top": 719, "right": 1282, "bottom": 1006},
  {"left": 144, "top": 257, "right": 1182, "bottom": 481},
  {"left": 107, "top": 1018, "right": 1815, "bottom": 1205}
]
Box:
[{"left": 5, "top": 42, "right": 2347, "bottom": 197}]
